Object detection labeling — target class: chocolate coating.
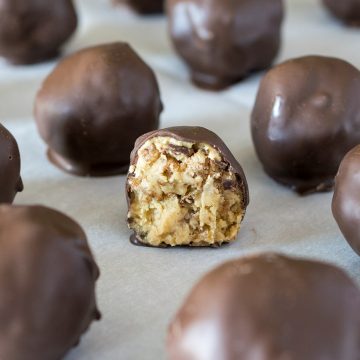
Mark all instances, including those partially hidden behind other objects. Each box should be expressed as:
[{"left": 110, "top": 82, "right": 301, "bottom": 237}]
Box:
[
  {"left": 323, "top": 0, "right": 360, "bottom": 26},
  {"left": 168, "top": 253, "right": 360, "bottom": 360},
  {"left": 167, "top": 0, "right": 284, "bottom": 90},
  {"left": 127, "top": 126, "right": 249, "bottom": 247},
  {"left": 251, "top": 56, "right": 360, "bottom": 195},
  {"left": 0, "top": 0, "right": 77, "bottom": 65},
  {"left": 332, "top": 145, "right": 360, "bottom": 256},
  {"left": 0, "top": 205, "right": 100, "bottom": 360},
  {"left": 34, "top": 42, "right": 162, "bottom": 176},
  {"left": 115, "top": 0, "right": 164, "bottom": 14},
  {"left": 0, "top": 123, "right": 23, "bottom": 203}
]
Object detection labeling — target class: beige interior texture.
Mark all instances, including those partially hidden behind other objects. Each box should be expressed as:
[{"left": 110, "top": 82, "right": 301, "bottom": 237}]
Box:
[{"left": 127, "top": 136, "right": 245, "bottom": 247}]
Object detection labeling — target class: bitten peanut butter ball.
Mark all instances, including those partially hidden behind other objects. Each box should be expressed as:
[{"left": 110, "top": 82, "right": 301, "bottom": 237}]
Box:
[
  {"left": 251, "top": 56, "right": 360, "bottom": 195},
  {"left": 333, "top": 145, "right": 360, "bottom": 256},
  {"left": 167, "top": 0, "right": 284, "bottom": 90},
  {"left": 0, "top": 205, "right": 101, "bottom": 360},
  {"left": 114, "top": 0, "right": 164, "bottom": 14},
  {"left": 168, "top": 254, "right": 360, "bottom": 360},
  {"left": 323, "top": 0, "right": 360, "bottom": 26},
  {"left": 0, "top": 0, "right": 77, "bottom": 65},
  {"left": 126, "top": 126, "right": 249, "bottom": 247},
  {"left": 0, "top": 123, "right": 23, "bottom": 203},
  {"left": 34, "top": 42, "right": 162, "bottom": 176}
]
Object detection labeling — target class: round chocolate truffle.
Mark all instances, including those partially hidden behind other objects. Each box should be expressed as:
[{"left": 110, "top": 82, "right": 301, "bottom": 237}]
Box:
[
  {"left": 0, "top": 0, "right": 77, "bottom": 65},
  {"left": 332, "top": 145, "right": 360, "bottom": 256},
  {"left": 114, "top": 0, "right": 164, "bottom": 14},
  {"left": 34, "top": 42, "right": 162, "bottom": 176},
  {"left": 251, "top": 55, "right": 360, "bottom": 195},
  {"left": 0, "top": 205, "right": 101, "bottom": 359},
  {"left": 323, "top": 0, "right": 360, "bottom": 26},
  {"left": 167, "top": 0, "right": 284, "bottom": 90},
  {"left": 0, "top": 123, "right": 23, "bottom": 203},
  {"left": 167, "top": 253, "right": 360, "bottom": 360},
  {"left": 127, "top": 126, "right": 249, "bottom": 247}
]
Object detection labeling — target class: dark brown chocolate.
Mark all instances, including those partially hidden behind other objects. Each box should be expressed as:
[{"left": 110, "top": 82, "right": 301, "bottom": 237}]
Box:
[
  {"left": 34, "top": 42, "right": 162, "bottom": 177},
  {"left": 127, "top": 126, "right": 249, "bottom": 247},
  {"left": 332, "top": 145, "right": 360, "bottom": 256},
  {"left": 323, "top": 0, "right": 360, "bottom": 26},
  {"left": 167, "top": 0, "right": 284, "bottom": 90},
  {"left": 251, "top": 55, "right": 360, "bottom": 195},
  {"left": 0, "top": 0, "right": 77, "bottom": 65},
  {"left": 0, "top": 205, "right": 100, "bottom": 359},
  {"left": 114, "top": 0, "right": 164, "bottom": 14},
  {"left": 168, "top": 253, "right": 360, "bottom": 360},
  {"left": 0, "top": 123, "right": 23, "bottom": 203}
]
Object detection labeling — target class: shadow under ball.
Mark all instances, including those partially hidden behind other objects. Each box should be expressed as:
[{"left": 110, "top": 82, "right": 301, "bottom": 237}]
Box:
[
  {"left": 0, "top": 0, "right": 77, "bottom": 65},
  {"left": 167, "top": 0, "right": 284, "bottom": 90},
  {"left": 34, "top": 42, "right": 162, "bottom": 177},
  {"left": 114, "top": 0, "right": 164, "bottom": 14}
]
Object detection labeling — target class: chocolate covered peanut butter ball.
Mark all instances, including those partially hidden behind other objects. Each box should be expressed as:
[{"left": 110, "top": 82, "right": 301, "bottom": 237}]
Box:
[
  {"left": 127, "top": 126, "right": 249, "bottom": 247},
  {"left": 34, "top": 42, "right": 162, "bottom": 176},
  {"left": 167, "top": 0, "right": 284, "bottom": 90},
  {"left": 0, "top": 205, "right": 100, "bottom": 360},
  {"left": 0, "top": 123, "right": 23, "bottom": 203},
  {"left": 0, "top": 0, "right": 77, "bottom": 65},
  {"left": 323, "top": 0, "right": 360, "bottom": 26},
  {"left": 333, "top": 145, "right": 360, "bottom": 256},
  {"left": 168, "top": 254, "right": 360, "bottom": 360},
  {"left": 251, "top": 56, "right": 360, "bottom": 195}
]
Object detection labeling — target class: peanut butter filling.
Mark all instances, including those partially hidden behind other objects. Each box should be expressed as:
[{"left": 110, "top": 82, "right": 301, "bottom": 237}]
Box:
[{"left": 127, "top": 136, "right": 245, "bottom": 246}]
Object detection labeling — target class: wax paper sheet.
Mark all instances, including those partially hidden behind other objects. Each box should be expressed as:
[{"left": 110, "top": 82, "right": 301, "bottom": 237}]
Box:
[{"left": 0, "top": 0, "right": 359, "bottom": 359}]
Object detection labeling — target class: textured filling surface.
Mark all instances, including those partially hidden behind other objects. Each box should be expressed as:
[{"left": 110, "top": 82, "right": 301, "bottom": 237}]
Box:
[{"left": 127, "top": 137, "right": 245, "bottom": 246}]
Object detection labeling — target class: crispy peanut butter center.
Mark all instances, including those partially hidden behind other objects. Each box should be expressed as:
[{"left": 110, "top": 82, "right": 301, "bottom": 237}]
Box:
[{"left": 127, "top": 136, "right": 245, "bottom": 246}]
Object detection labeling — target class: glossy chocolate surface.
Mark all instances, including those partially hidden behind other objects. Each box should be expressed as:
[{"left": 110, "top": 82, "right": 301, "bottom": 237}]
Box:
[
  {"left": 323, "top": 0, "right": 360, "bottom": 26},
  {"left": 127, "top": 126, "right": 249, "bottom": 247},
  {"left": 34, "top": 42, "right": 162, "bottom": 176},
  {"left": 333, "top": 145, "right": 360, "bottom": 256},
  {"left": 0, "top": 0, "right": 77, "bottom": 65},
  {"left": 251, "top": 56, "right": 360, "bottom": 195},
  {"left": 0, "top": 123, "right": 23, "bottom": 203},
  {"left": 167, "top": 0, "right": 284, "bottom": 90},
  {"left": 0, "top": 205, "right": 100, "bottom": 360},
  {"left": 168, "top": 253, "right": 360, "bottom": 360}
]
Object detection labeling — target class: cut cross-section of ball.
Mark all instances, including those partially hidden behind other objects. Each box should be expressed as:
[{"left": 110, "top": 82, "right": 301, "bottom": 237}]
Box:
[{"left": 126, "top": 127, "right": 249, "bottom": 247}]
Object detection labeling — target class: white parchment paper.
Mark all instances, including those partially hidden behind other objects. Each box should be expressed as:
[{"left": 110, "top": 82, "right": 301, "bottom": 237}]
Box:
[{"left": 0, "top": 0, "right": 359, "bottom": 359}]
